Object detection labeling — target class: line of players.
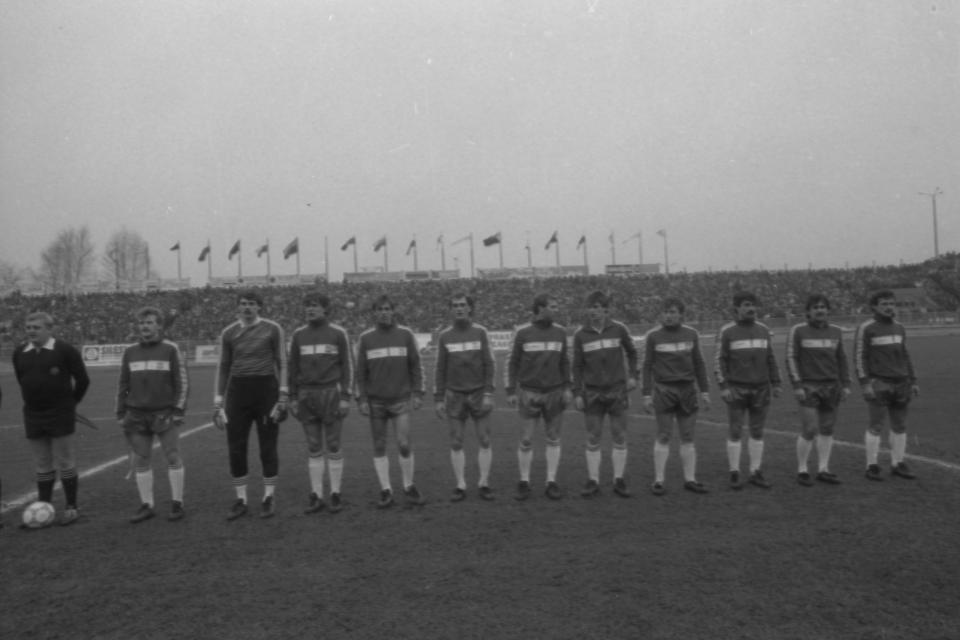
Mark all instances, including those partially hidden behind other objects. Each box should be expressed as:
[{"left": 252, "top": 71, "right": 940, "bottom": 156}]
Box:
[{"left": 4, "top": 286, "right": 918, "bottom": 526}]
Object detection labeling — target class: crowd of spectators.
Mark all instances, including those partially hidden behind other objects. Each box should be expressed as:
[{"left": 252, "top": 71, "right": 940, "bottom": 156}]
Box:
[{"left": 0, "top": 263, "right": 936, "bottom": 351}]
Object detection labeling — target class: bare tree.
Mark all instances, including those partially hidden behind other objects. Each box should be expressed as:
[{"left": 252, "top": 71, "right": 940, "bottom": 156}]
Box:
[
  {"left": 39, "top": 226, "right": 96, "bottom": 294},
  {"left": 102, "top": 227, "right": 153, "bottom": 288},
  {"left": 0, "top": 259, "right": 26, "bottom": 294}
]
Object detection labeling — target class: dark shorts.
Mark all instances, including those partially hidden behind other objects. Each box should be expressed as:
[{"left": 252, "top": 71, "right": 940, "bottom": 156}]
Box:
[
  {"left": 122, "top": 408, "right": 177, "bottom": 436},
  {"left": 296, "top": 386, "right": 343, "bottom": 425},
  {"left": 444, "top": 389, "right": 492, "bottom": 421},
  {"left": 653, "top": 382, "right": 699, "bottom": 415},
  {"left": 369, "top": 397, "right": 411, "bottom": 420},
  {"left": 24, "top": 407, "right": 76, "bottom": 440},
  {"left": 582, "top": 385, "right": 629, "bottom": 416},
  {"left": 517, "top": 387, "right": 566, "bottom": 421},
  {"left": 724, "top": 384, "right": 771, "bottom": 411},
  {"left": 798, "top": 382, "right": 843, "bottom": 410},
  {"left": 868, "top": 378, "right": 912, "bottom": 407}
]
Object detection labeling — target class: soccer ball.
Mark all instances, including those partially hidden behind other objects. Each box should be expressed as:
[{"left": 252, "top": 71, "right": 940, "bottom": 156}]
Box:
[{"left": 22, "top": 501, "right": 56, "bottom": 529}]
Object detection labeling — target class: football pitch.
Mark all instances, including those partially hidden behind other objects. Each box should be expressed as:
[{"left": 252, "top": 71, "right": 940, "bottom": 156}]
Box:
[{"left": 2, "top": 331, "right": 960, "bottom": 639}]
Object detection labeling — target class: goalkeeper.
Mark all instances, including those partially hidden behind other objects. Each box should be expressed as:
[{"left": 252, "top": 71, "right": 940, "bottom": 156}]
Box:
[{"left": 214, "top": 290, "right": 289, "bottom": 521}]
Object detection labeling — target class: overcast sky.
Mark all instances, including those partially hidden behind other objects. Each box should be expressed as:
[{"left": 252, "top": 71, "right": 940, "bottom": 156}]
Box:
[{"left": 1, "top": 0, "right": 957, "bottom": 284}]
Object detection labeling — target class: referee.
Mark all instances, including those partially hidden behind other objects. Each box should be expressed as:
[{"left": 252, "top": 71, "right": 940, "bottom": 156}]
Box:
[{"left": 12, "top": 312, "right": 90, "bottom": 526}]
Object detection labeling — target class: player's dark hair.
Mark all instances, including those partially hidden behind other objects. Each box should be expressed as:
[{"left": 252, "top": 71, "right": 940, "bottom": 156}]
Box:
[
  {"left": 733, "top": 291, "right": 758, "bottom": 307},
  {"left": 804, "top": 294, "right": 831, "bottom": 311},
  {"left": 449, "top": 292, "right": 475, "bottom": 312},
  {"left": 237, "top": 289, "right": 264, "bottom": 307},
  {"left": 662, "top": 297, "right": 685, "bottom": 314},
  {"left": 869, "top": 289, "right": 895, "bottom": 307},
  {"left": 585, "top": 290, "right": 610, "bottom": 308},
  {"left": 136, "top": 306, "right": 164, "bottom": 324},
  {"left": 303, "top": 292, "right": 331, "bottom": 309},
  {"left": 25, "top": 311, "right": 54, "bottom": 328},
  {"left": 532, "top": 293, "right": 554, "bottom": 315},
  {"left": 372, "top": 294, "right": 395, "bottom": 312}
]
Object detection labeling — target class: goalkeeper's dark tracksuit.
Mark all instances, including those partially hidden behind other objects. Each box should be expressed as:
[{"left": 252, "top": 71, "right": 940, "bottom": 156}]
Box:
[{"left": 215, "top": 318, "right": 288, "bottom": 480}]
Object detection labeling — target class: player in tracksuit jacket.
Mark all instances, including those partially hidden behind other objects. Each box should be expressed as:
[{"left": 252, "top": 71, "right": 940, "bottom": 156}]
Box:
[
  {"left": 572, "top": 290, "right": 638, "bottom": 498},
  {"left": 355, "top": 294, "right": 426, "bottom": 507},
  {"left": 434, "top": 292, "right": 497, "bottom": 501},
  {"left": 714, "top": 291, "right": 782, "bottom": 490},
  {"left": 116, "top": 306, "right": 189, "bottom": 523},
  {"left": 786, "top": 294, "right": 851, "bottom": 486},
  {"left": 505, "top": 293, "right": 572, "bottom": 501},
  {"left": 641, "top": 297, "right": 710, "bottom": 496},
  {"left": 288, "top": 292, "right": 354, "bottom": 514},
  {"left": 854, "top": 289, "right": 919, "bottom": 481}
]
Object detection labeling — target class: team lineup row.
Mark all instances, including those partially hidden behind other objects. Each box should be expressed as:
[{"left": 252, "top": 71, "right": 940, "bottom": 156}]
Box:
[{"left": 5, "top": 286, "right": 917, "bottom": 526}]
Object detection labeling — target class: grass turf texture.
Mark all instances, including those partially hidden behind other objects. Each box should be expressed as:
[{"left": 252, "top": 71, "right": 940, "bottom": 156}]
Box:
[{"left": 2, "top": 331, "right": 960, "bottom": 639}]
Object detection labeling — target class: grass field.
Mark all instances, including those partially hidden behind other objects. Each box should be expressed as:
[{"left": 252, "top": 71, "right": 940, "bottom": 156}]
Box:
[{"left": 2, "top": 331, "right": 960, "bottom": 639}]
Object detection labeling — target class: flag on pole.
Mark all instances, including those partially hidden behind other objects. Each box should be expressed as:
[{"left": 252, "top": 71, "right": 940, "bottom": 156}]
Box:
[
  {"left": 482, "top": 232, "right": 501, "bottom": 247},
  {"left": 436, "top": 234, "right": 444, "bottom": 248},
  {"left": 623, "top": 231, "right": 641, "bottom": 244},
  {"left": 228, "top": 240, "right": 241, "bottom": 260},
  {"left": 406, "top": 239, "right": 417, "bottom": 255},
  {"left": 283, "top": 237, "right": 299, "bottom": 259},
  {"left": 544, "top": 231, "right": 558, "bottom": 250},
  {"left": 198, "top": 244, "right": 211, "bottom": 262},
  {"left": 170, "top": 242, "right": 180, "bottom": 251},
  {"left": 657, "top": 229, "right": 667, "bottom": 237},
  {"left": 340, "top": 236, "right": 356, "bottom": 251},
  {"left": 576, "top": 235, "right": 586, "bottom": 249},
  {"left": 256, "top": 243, "right": 269, "bottom": 258},
  {"left": 373, "top": 236, "right": 387, "bottom": 252},
  {"left": 451, "top": 234, "right": 471, "bottom": 246}
]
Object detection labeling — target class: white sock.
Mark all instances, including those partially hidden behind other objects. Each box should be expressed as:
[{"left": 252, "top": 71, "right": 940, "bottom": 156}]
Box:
[
  {"left": 796, "top": 437, "right": 812, "bottom": 473},
  {"left": 748, "top": 438, "right": 764, "bottom": 473},
  {"left": 374, "top": 456, "right": 391, "bottom": 491},
  {"left": 816, "top": 435, "right": 833, "bottom": 472},
  {"left": 135, "top": 470, "right": 154, "bottom": 506},
  {"left": 399, "top": 453, "right": 415, "bottom": 489},
  {"left": 451, "top": 449, "right": 466, "bottom": 490},
  {"left": 890, "top": 432, "right": 907, "bottom": 465},
  {"left": 679, "top": 443, "right": 696, "bottom": 482},
  {"left": 308, "top": 456, "right": 325, "bottom": 495},
  {"left": 585, "top": 448, "right": 601, "bottom": 482},
  {"left": 545, "top": 441, "right": 561, "bottom": 483},
  {"left": 477, "top": 447, "right": 492, "bottom": 487},
  {"left": 327, "top": 455, "right": 344, "bottom": 494},
  {"left": 611, "top": 445, "right": 627, "bottom": 480},
  {"left": 168, "top": 464, "right": 184, "bottom": 502},
  {"left": 865, "top": 432, "right": 881, "bottom": 466},
  {"left": 234, "top": 483, "right": 248, "bottom": 503},
  {"left": 726, "top": 440, "right": 742, "bottom": 472},
  {"left": 518, "top": 447, "right": 533, "bottom": 482},
  {"left": 263, "top": 476, "right": 277, "bottom": 499},
  {"left": 653, "top": 442, "right": 669, "bottom": 483}
]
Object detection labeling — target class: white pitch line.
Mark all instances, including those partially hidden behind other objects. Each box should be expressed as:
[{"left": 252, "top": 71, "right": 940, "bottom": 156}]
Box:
[{"left": 1, "top": 422, "right": 214, "bottom": 513}]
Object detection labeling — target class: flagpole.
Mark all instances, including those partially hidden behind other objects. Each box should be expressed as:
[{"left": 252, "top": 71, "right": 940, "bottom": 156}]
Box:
[
  {"left": 637, "top": 231, "right": 643, "bottom": 265},
  {"left": 582, "top": 238, "right": 588, "bottom": 272},
  {"left": 609, "top": 231, "right": 616, "bottom": 265},
  {"left": 439, "top": 236, "right": 446, "bottom": 271},
  {"left": 383, "top": 241, "right": 389, "bottom": 273},
  {"left": 525, "top": 232, "right": 532, "bottom": 267},
  {"left": 323, "top": 236, "right": 327, "bottom": 281},
  {"left": 176, "top": 246, "right": 182, "bottom": 281},
  {"left": 352, "top": 243, "right": 358, "bottom": 273},
  {"left": 207, "top": 241, "right": 212, "bottom": 283},
  {"left": 662, "top": 231, "right": 670, "bottom": 275},
  {"left": 266, "top": 239, "right": 271, "bottom": 278},
  {"left": 554, "top": 237, "right": 560, "bottom": 274},
  {"left": 238, "top": 245, "right": 242, "bottom": 279},
  {"left": 469, "top": 233, "right": 475, "bottom": 278}
]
